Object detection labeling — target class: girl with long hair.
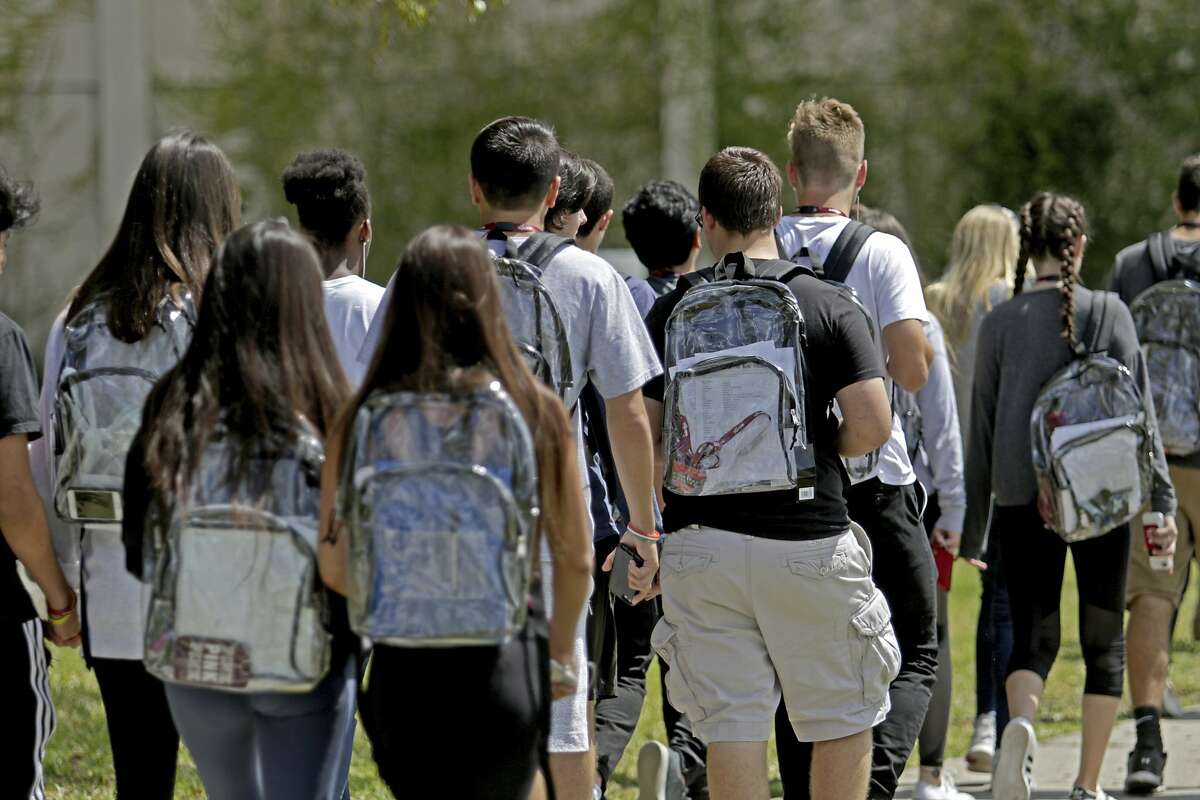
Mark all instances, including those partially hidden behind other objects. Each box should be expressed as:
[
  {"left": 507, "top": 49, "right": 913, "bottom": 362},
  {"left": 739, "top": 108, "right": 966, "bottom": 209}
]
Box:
[
  {"left": 30, "top": 131, "right": 241, "bottom": 798},
  {"left": 318, "top": 225, "right": 593, "bottom": 798},
  {"left": 122, "top": 219, "right": 356, "bottom": 798},
  {"left": 961, "top": 193, "right": 1176, "bottom": 800}
]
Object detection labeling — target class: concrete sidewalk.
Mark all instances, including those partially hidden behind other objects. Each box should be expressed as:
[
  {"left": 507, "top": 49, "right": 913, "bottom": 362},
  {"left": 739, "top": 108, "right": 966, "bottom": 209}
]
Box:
[{"left": 894, "top": 710, "right": 1200, "bottom": 799}]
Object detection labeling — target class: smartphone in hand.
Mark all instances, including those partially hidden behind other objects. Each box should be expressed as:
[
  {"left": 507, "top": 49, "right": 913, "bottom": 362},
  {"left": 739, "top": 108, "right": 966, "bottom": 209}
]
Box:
[{"left": 608, "top": 542, "right": 646, "bottom": 605}]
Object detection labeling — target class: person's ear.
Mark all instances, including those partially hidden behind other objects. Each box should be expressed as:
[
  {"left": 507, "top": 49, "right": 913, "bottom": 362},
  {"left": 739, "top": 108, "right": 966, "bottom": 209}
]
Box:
[
  {"left": 691, "top": 228, "right": 702, "bottom": 252},
  {"left": 855, "top": 159, "right": 868, "bottom": 191},
  {"left": 1074, "top": 234, "right": 1088, "bottom": 267},
  {"left": 598, "top": 209, "right": 615, "bottom": 232},
  {"left": 786, "top": 161, "right": 800, "bottom": 192},
  {"left": 544, "top": 176, "right": 561, "bottom": 213},
  {"left": 468, "top": 174, "right": 483, "bottom": 208},
  {"left": 360, "top": 218, "right": 373, "bottom": 244}
]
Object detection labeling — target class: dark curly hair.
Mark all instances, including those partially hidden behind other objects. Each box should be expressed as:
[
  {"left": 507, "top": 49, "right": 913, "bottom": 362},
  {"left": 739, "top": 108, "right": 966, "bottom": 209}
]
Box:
[
  {"left": 281, "top": 149, "right": 371, "bottom": 250},
  {"left": 623, "top": 180, "right": 699, "bottom": 273},
  {"left": 0, "top": 166, "right": 40, "bottom": 233}
]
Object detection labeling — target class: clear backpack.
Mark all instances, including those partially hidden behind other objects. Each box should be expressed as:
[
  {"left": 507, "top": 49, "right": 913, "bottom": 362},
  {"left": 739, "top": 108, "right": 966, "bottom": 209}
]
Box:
[
  {"left": 662, "top": 253, "right": 817, "bottom": 498},
  {"left": 487, "top": 229, "right": 574, "bottom": 402},
  {"left": 54, "top": 293, "right": 195, "bottom": 523},
  {"left": 1130, "top": 269, "right": 1200, "bottom": 455},
  {"left": 338, "top": 381, "right": 539, "bottom": 647},
  {"left": 143, "top": 423, "right": 331, "bottom": 692},
  {"left": 1031, "top": 295, "right": 1153, "bottom": 542}
]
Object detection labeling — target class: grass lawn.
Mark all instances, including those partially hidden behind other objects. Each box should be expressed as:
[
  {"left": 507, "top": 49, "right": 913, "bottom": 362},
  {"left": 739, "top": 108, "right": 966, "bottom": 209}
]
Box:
[{"left": 43, "top": 561, "right": 1200, "bottom": 799}]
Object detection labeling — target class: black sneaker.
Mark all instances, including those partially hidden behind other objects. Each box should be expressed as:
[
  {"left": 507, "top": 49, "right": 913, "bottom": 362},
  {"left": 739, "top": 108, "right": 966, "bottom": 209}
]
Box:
[{"left": 1125, "top": 738, "right": 1167, "bottom": 795}]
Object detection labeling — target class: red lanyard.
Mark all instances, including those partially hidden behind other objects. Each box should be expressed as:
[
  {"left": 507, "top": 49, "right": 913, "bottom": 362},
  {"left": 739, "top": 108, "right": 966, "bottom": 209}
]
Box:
[
  {"left": 795, "top": 205, "right": 848, "bottom": 217},
  {"left": 483, "top": 222, "right": 542, "bottom": 233}
]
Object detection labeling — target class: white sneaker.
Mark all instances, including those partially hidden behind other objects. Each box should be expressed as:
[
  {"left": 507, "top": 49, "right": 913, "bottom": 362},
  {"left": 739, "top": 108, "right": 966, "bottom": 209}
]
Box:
[
  {"left": 638, "top": 742, "right": 670, "bottom": 800},
  {"left": 1068, "top": 785, "right": 1111, "bottom": 800},
  {"left": 966, "top": 711, "right": 996, "bottom": 773},
  {"left": 913, "top": 772, "right": 976, "bottom": 799},
  {"left": 992, "top": 717, "right": 1036, "bottom": 800}
]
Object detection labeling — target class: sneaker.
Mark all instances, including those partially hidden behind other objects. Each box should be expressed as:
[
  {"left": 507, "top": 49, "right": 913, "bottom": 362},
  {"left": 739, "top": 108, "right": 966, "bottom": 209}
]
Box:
[
  {"left": 1125, "top": 737, "right": 1167, "bottom": 795},
  {"left": 1067, "top": 786, "right": 1111, "bottom": 800},
  {"left": 913, "top": 772, "right": 976, "bottom": 799},
  {"left": 966, "top": 712, "right": 996, "bottom": 773},
  {"left": 992, "top": 717, "right": 1035, "bottom": 800},
  {"left": 1162, "top": 681, "right": 1185, "bottom": 719},
  {"left": 638, "top": 742, "right": 688, "bottom": 800}
]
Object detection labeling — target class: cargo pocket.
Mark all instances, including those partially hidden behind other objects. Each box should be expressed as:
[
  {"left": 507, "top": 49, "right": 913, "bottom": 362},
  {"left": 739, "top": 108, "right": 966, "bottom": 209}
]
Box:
[
  {"left": 650, "top": 619, "right": 706, "bottom": 722},
  {"left": 661, "top": 547, "right": 717, "bottom": 579},
  {"left": 850, "top": 590, "right": 901, "bottom": 706}
]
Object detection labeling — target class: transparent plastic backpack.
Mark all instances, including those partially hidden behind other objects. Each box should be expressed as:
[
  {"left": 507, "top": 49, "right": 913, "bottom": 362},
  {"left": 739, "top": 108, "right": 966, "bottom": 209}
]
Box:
[
  {"left": 339, "top": 382, "right": 538, "bottom": 647},
  {"left": 662, "top": 254, "right": 816, "bottom": 498},
  {"left": 1130, "top": 279, "right": 1200, "bottom": 456},
  {"left": 1031, "top": 296, "right": 1153, "bottom": 542},
  {"left": 54, "top": 293, "right": 194, "bottom": 523},
  {"left": 143, "top": 423, "right": 330, "bottom": 692}
]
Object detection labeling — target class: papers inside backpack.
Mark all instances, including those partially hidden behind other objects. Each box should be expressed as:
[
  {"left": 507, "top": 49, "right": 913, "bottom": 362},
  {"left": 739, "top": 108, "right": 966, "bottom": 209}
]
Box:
[
  {"left": 670, "top": 341, "right": 798, "bottom": 396},
  {"left": 1053, "top": 426, "right": 1144, "bottom": 536}
]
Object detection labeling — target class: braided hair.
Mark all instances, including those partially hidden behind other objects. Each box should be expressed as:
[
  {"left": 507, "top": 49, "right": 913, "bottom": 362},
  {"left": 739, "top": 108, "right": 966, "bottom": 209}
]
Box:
[{"left": 1013, "top": 192, "right": 1088, "bottom": 349}]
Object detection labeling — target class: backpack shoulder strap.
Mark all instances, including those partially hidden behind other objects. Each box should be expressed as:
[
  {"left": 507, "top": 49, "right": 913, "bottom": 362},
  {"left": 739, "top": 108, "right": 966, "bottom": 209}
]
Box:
[
  {"left": 1085, "top": 291, "right": 1111, "bottom": 355},
  {"left": 823, "top": 221, "right": 877, "bottom": 284},
  {"left": 1147, "top": 231, "right": 1176, "bottom": 281},
  {"left": 517, "top": 233, "right": 574, "bottom": 270}
]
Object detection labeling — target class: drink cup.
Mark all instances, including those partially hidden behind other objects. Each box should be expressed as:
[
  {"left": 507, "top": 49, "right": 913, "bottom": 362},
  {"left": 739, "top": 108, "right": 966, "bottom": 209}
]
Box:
[{"left": 1143, "top": 512, "right": 1173, "bottom": 573}]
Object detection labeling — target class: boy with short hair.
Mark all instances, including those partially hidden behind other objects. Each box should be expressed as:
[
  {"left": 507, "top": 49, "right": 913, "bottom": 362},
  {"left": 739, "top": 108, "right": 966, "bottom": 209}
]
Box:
[
  {"left": 576, "top": 158, "right": 614, "bottom": 254},
  {"left": 621, "top": 180, "right": 702, "bottom": 319}
]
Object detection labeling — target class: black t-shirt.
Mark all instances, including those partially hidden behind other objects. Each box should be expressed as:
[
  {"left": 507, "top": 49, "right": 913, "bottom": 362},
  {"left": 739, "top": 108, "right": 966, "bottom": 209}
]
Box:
[
  {"left": 644, "top": 258, "right": 884, "bottom": 540},
  {"left": 0, "top": 313, "right": 43, "bottom": 625}
]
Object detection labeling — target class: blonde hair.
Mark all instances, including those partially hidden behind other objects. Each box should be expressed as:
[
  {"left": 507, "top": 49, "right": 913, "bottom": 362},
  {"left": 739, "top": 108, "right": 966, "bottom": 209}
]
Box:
[
  {"left": 787, "top": 97, "right": 864, "bottom": 192},
  {"left": 925, "top": 205, "right": 1020, "bottom": 346}
]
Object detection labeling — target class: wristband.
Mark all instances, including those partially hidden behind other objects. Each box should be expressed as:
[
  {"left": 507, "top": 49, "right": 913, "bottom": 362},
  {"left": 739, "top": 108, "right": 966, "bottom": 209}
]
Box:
[
  {"left": 48, "top": 590, "right": 76, "bottom": 623},
  {"left": 625, "top": 523, "right": 661, "bottom": 542}
]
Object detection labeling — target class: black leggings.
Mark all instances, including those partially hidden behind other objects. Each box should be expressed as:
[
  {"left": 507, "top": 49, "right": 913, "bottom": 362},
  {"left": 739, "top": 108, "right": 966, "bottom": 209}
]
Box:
[
  {"left": 994, "top": 502, "right": 1129, "bottom": 698},
  {"left": 360, "top": 624, "right": 548, "bottom": 799},
  {"left": 91, "top": 657, "right": 180, "bottom": 799}
]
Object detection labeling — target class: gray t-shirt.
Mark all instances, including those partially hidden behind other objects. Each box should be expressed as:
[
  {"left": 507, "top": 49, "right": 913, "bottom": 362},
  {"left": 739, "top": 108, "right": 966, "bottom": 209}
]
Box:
[{"left": 962, "top": 286, "right": 1176, "bottom": 559}]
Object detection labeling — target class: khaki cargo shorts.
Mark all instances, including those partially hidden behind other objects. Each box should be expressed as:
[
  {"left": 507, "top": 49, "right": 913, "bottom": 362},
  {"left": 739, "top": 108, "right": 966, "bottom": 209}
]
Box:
[
  {"left": 652, "top": 523, "right": 899, "bottom": 744},
  {"left": 1127, "top": 464, "right": 1198, "bottom": 609}
]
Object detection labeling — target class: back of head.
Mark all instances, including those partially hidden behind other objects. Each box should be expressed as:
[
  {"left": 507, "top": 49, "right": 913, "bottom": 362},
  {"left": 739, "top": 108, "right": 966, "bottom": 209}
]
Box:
[
  {"left": 927, "top": 205, "right": 1020, "bottom": 343},
  {"left": 145, "top": 219, "right": 347, "bottom": 495},
  {"left": 545, "top": 150, "right": 595, "bottom": 233},
  {"left": 281, "top": 148, "right": 370, "bottom": 254},
  {"left": 70, "top": 131, "right": 241, "bottom": 342},
  {"left": 470, "top": 116, "right": 560, "bottom": 211},
  {"left": 577, "top": 158, "right": 614, "bottom": 238},
  {"left": 787, "top": 97, "right": 865, "bottom": 194},
  {"left": 0, "top": 165, "right": 39, "bottom": 234},
  {"left": 698, "top": 146, "right": 782, "bottom": 235},
  {"left": 1015, "top": 192, "right": 1089, "bottom": 346},
  {"left": 623, "top": 180, "right": 699, "bottom": 272},
  {"left": 1178, "top": 153, "right": 1200, "bottom": 214}
]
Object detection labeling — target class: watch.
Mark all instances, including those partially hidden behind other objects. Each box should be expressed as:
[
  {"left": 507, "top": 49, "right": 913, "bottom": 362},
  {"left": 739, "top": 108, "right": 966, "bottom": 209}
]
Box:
[{"left": 549, "top": 657, "right": 578, "bottom": 688}]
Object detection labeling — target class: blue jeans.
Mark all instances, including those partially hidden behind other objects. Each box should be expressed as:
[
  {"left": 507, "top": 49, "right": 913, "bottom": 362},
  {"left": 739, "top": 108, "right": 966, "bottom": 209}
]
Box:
[
  {"left": 975, "top": 530, "right": 1013, "bottom": 734},
  {"left": 165, "top": 658, "right": 357, "bottom": 800}
]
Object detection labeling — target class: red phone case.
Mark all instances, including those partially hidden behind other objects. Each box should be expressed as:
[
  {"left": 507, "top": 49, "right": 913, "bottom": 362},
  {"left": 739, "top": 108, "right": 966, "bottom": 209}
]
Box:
[{"left": 932, "top": 543, "right": 954, "bottom": 592}]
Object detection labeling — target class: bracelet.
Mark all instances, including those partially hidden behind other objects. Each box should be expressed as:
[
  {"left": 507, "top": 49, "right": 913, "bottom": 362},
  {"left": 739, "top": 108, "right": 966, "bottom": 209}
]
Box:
[
  {"left": 625, "top": 523, "right": 661, "bottom": 542},
  {"left": 48, "top": 590, "right": 76, "bottom": 624}
]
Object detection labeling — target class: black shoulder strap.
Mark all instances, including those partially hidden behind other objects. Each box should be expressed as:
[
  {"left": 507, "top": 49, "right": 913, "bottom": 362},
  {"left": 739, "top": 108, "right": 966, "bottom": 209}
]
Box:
[
  {"left": 823, "top": 221, "right": 876, "bottom": 284},
  {"left": 1086, "top": 291, "right": 1110, "bottom": 355},
  {"left": 517, "top": 233, "right": 574, "bottom": 270},
  {"left": 1147, "top": 231, "right": 1176, "bottom": 281}
]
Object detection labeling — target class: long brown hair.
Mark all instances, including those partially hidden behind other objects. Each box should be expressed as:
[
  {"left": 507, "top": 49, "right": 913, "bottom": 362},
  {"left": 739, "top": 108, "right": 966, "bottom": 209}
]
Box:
[
  {"left": 1012, "top": 192, "right": 1089, "bottom": 349},
  {"left": 68, "top": 131, "right": 241, "bottom": 341},
  {"left": 326, "top": 224, "right": 573, "bottom": 549},
  {"left": 142, "top": 219, "right": 349, "bottom": 496}
]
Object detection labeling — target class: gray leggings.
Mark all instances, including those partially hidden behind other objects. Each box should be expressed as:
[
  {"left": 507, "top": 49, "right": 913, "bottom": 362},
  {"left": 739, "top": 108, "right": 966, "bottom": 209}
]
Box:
[
  {"left": 164, "top": 659, "right": 357, "bottom": 800},
  {"left": 918, "top": 588, "right": 952, "bottom": 768}
]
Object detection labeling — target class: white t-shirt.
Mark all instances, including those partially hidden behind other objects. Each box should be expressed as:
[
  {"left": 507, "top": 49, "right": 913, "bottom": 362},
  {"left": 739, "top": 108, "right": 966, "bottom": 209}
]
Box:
[
  {"left": 323, "top": 275, "right": 385, "bottom": 387},
  {"left": 777, "top": 215, "right": 929, "bottom": 486}
]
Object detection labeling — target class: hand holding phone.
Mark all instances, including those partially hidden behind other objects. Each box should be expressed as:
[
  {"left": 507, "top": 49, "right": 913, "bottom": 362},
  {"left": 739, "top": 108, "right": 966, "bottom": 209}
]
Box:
[{"left": 608, "top": 542, "right": 646, "bottom": 605}]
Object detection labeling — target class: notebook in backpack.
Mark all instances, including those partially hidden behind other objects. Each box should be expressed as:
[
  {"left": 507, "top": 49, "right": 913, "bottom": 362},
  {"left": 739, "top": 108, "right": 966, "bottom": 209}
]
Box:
[
  {"left": 339, "top": 382, "right": 538, "bottom": 647},
  {"left": 143, "top": 423, "right": 331, "bottom": 692},
  {"left": 486, "top": 227, "right": 574, "bottom": 402},
  {"left": 1030, "top": 294, "right": 1153, "bottom": 542},
  {"left": 780, "top": 221, "right": 884, "bottom": 483},
  {"left": 54, "top": 293, "right": 195, "bottom": 523},
  {"left": 1129, "top": 231, "right": 1200, "bottom": 456},
  {"left": 662, "top": 253, "right": 817, "bottom": 498}
]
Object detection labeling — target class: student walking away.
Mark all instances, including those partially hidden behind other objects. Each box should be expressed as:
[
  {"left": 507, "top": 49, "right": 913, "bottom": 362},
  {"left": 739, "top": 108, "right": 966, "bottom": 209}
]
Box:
[
  {"left": 774, "top": 97, "right": 936, "bottom": 800},
  {"left": 860, "top": 208, "right": 974, "bottom": 800},
  {"left": 27, "top": 131, "right": 240, "bottom": 799},
  {"left": 576, "top": 158, "right": 615, "bottom": 254},
  {"left": 961, "top": 193, "right": 1178, "bottom": 800},
  {"left": 317, "top": 225, "right": 593, "bottom": 798},
  {"left": 545, "top": 149, "right": 598, "bottom": 239},
  {"left": 590, "top": 184, "right": 708, "bottom": 800},
  {"left": 283, "top": 149, "right": 384, "bottom": 387},
  {"left": 641, "top": 146, "right": 897, "bottom": 800},
  {"left": 121, "top": 220, "right": 357, "bottom": 800},
  {"left": 621, "top": 180, "right": 702, "bottom": 319},
  {"left": 925, "top": 204, "right": 1020, "bottom": 772},
  {"left": 1108, "top": 153, "right": 1200, "bottom": 795},
  {"left": 0, "top": 166, "right": 81, "bottom": 800}
]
